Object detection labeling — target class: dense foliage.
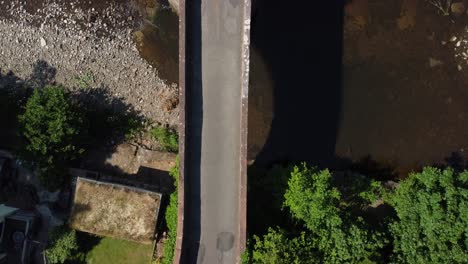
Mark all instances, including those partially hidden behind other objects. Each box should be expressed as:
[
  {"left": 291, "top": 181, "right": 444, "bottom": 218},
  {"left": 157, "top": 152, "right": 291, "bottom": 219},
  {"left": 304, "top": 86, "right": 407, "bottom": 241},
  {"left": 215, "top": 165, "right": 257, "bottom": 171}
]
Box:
[
  {"left": 246, "top": 164, "right": 468, "bottom": 264},
  {"left": 245, "top": 228, "right": 317, "bottom": 264},
  {"left": 19, "top": 86, "right": 83, "bottom": 190},
  {"left": 162, "top": 158, "right": 179, "bottom": 264},
  {"left": 284, "top": 165, "right": 386, "bottom": 263},
  {"left": 45, "top": 227, "right": 79, "bottom": 264},
  {"left": 151, "top": 126, "right": 179, "bottom": 153},
  {"left": 387, "top": 167, "right": 468, "bottom": 263}
]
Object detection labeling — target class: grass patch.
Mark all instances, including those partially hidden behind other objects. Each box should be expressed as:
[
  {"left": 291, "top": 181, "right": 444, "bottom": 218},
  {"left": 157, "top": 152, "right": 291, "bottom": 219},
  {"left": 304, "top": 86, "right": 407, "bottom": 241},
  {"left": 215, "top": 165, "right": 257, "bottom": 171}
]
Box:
[
  {"left": 86, "top": 237, "right": 153, "bottom": 264},
  {"left": 150, "top": 126, "right": 178, "bottom": 153},
  {"left": 161, "top": 159, "right": 178, "bottom": 264},
  {"left": 73, "top": 72, "right": 94, "bottom": 90},
  {"left": 70, "top": 178, "right": 161, "bottom": 244}
]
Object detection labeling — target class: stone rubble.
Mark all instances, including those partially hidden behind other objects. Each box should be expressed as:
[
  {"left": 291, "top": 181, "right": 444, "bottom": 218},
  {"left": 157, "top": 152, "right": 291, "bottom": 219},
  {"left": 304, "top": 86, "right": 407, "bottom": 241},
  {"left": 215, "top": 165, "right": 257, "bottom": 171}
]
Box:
[{"left": 0, "top": 0, "right": 179, "bottom": 126}]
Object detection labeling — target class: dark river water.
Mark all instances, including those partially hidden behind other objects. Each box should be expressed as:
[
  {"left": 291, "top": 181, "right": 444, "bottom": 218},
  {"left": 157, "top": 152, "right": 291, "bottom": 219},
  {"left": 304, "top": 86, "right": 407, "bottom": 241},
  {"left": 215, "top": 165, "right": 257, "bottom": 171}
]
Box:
[
  {"left": 133, "top": 1, "right": 178, "bottom": 84},
  {"left": 249, "top": 0, "right": 468, "bottom": 178}
]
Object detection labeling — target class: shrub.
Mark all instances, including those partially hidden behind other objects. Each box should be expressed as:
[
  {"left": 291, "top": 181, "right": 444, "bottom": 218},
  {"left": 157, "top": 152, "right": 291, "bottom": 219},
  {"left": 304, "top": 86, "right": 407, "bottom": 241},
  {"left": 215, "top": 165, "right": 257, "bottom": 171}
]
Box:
[
  {"left": 73, "top": 72, "right": 94, "bottom": 90},
  {"left": 284, "top": 164, "right": 386, "bottom": 263},
  {"left": 18, "top": 86, "right": 83, "bottom": 190},
  {"left": 45, "top": 227, "right": 79, "bottom": 264},
  {"left": 162, "top": 158, "right": 179, "bottom": 264},
  {"left": 151, "top": 126, "right": 178, "bottom": 153},
  {"left": 387, "top": 167, "right": 468, "bottom": 263},
  {"left": 244, "top": 228, "right": 318, "bottom": 264}
]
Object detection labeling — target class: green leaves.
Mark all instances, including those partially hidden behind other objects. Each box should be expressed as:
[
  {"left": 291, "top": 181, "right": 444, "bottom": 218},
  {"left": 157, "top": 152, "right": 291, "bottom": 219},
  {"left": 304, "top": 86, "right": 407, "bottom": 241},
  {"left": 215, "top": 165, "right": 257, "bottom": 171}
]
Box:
[
  {"left": 285, "top": 165, "right": 341, "bottom": 231},
  {"left": 19, "top": 86, "right": 83, "bottom": 190},
  {"left": 150, "top": 125, "right": 178, "bottom": 153},
  {"left": 388, "top": 167, "right": 468, "bottom": 263},
  {"left": 162, "top": 158, "right": 179, "bottom": 264},
  {"left": 248, "top": 164, "right": 387, "bottom": 264},
  {"left": 45, "top": 227, "right": 79, "bottom": 264},
  {"left": 245, "top": 228, "right": 318, "bottom": 264},
  {"left": 284, "top": 164, "right": 385, "bottom": 263},
  {"left": 248, "top": 164, "right": 468, "bottom": 263}
]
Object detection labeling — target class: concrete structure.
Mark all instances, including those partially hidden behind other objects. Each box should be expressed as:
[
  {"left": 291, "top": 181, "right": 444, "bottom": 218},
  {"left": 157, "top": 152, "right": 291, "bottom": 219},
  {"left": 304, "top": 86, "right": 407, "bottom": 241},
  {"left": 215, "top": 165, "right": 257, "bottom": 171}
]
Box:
[
  {"left": 70, "top": 177, "right": 162, "bottom": 244},
  {"left": 175, "top": 0, "right": 251, "bottom": 263}
]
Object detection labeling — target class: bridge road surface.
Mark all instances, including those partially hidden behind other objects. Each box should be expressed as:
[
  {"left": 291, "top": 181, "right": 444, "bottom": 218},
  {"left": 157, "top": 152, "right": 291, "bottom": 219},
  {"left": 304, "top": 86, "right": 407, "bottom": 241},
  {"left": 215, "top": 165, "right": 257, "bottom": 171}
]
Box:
[{"left": 177, "top": 0, "right": 250, "bottom": 263}]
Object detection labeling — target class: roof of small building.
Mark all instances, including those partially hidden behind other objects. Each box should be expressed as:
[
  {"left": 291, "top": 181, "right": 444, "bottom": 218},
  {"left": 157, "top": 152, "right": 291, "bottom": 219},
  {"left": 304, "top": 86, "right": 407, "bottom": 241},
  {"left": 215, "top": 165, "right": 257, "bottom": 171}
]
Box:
[
  {"left": 69, "top": 177, "right": 162, "bottom": 244},
  {"left": 0, "top": 204, "right": 17, "bottom": 222}
]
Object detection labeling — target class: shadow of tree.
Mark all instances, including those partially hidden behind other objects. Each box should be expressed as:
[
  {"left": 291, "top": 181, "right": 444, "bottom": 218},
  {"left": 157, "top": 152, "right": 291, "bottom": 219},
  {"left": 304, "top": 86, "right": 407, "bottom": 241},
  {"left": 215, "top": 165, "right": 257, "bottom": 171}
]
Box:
[
  {"left": 26, "top": 59, "right": 57, "bottom": 89},
  {"left": 0, "top": 69, "right": 30, "bottom": 150},
  {"left": 72, "top": 86, "right": 145, "bottom": 150},
  {"left": 0, "top": 60, "right": 154, "bottom": 188}
]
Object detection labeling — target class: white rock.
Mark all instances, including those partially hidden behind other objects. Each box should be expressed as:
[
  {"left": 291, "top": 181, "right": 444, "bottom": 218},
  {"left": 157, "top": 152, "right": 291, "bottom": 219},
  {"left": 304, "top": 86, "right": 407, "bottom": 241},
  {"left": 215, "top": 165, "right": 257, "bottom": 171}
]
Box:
[
  {"left": 458, "top": 64, "right": 463, "bottom": 71},
  {"left": 40, "top": 37, "right": 46, "bottom": 47},
  {"left": 450, "top": 36, "right": 458, "bottom": 42},
  {"left": 456, "top": 41, "right": 462, "bottom": 47},
  {"left": 429, "top": 57, "right": 444, "bottom": 67}
]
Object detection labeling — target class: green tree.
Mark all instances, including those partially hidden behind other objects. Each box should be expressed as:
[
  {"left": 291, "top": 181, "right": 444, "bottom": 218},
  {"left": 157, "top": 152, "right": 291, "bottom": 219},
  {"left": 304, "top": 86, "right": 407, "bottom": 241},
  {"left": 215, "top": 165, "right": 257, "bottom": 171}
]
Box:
[
  {"left": 246, "top": 164, "right": 387, "bottom": 264},
  {"left": 19, "top": 86, "right": 83, "bottom": 190},
  {"left": 162, "top": 158, "right": 179, "bottom": 264},
  {"left": 284, "top": 164, "right": 386, "bottom": 263},
  {"left": 387, "top": 167, "right": 468, "bottom": 264},
  {"left": 243, "top": 228, "right": 318, "bottom": 264},
  {"left": 45, "top": 227, "right": 79, "bottom": 264}
]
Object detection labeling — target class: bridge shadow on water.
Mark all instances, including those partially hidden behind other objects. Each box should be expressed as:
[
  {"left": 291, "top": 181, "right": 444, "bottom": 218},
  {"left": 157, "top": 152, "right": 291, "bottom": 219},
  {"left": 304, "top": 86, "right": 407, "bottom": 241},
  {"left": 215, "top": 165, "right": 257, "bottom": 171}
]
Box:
[{"left": 252, "top": 0, "right": 345, "bottom": 169}]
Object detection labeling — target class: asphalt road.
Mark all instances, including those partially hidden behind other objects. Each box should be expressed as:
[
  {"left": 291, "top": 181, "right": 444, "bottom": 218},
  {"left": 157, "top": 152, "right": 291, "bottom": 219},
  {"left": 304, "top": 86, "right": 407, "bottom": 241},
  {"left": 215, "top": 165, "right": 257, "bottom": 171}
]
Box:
[{"left": 181, "top": 0, "right": 248, "bottom": 263}]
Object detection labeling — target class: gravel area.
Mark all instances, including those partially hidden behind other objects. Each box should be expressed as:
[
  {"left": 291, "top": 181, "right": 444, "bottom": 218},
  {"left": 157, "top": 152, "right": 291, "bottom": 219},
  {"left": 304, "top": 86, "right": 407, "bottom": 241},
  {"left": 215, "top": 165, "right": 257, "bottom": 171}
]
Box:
[{"left": 0, "top": 0, "right": 178, "bottom": 126}]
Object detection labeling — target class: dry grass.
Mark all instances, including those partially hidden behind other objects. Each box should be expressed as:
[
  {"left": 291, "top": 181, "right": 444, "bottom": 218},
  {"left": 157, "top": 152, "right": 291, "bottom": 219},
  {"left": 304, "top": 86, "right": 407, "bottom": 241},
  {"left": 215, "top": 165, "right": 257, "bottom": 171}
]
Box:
[{"left": 70, "top": 178, "right": 161, "bottom": 244}]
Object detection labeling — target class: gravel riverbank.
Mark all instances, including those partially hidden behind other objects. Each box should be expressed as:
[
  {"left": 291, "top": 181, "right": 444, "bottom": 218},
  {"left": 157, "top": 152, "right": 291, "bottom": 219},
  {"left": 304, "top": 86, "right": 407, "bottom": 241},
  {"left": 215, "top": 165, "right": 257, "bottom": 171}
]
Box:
[{"left": 0, "top": 0, "right": 178, "bottom": 126}]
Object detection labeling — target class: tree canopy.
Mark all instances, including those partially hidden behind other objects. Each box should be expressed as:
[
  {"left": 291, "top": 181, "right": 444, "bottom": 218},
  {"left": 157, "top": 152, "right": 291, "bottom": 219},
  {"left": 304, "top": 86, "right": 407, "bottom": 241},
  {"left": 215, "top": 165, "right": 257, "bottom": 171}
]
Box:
[{"left": 19, "top": 86, "right": 83, "bottom": 190}]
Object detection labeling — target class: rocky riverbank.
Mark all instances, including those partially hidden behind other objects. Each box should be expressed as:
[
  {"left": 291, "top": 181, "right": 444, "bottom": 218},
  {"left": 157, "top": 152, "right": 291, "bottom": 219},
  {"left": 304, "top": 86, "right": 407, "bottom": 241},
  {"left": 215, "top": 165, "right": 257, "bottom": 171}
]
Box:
[{"left": 0, "top": 0, "right": 178, "bottom": 125}]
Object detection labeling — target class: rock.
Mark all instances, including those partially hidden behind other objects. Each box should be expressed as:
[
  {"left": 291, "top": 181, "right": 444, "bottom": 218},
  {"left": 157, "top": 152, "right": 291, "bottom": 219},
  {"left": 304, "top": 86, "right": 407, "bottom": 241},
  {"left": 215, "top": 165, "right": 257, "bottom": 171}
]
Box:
[
  {"left": 451, "top": 2, "right": 465, "bottom": 15},
  {"left": 429, "top": 57, "right": 443, "bottom": 67},
  {"left": 458, "top": 64, "right": 463, "bottom": 71},
  {"left": 40, "top": 37, "right": 46, "bottom": 47},
  {"left": 456, "top": 41, "right": 462, "bottom": 47},
  {"left": 450, "top": 36, "right": 458, "bottom": 42}
]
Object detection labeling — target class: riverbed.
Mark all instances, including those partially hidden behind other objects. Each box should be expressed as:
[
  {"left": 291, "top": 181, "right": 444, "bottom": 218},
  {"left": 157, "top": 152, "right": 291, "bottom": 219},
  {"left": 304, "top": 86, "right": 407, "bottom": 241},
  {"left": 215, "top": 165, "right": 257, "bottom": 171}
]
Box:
[{"left": 0, "top": 0, "right": 178, "bottom": 125}]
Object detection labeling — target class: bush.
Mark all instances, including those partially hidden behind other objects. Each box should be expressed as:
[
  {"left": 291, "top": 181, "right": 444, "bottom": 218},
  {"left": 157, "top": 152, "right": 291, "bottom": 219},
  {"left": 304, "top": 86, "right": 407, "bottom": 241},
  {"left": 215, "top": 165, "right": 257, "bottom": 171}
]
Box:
[
  {"left": 162, "top": 158, "right": 179, "bottom": 264},
  {"left": 18, "top": 86, "right": 84, "bottom": 190},
  {"left": 45, "top": 227, "right": 79, "bottom": 264},
  {"left": 284, "top": 164, "right": 386, "bottom": 263},
  {"left": 243, "top": 228, "right": 318, "bottom": 264},
  {"left": 247, "top": 164, "right": 468, "bottom": 263},
  {"left": 387, "top": 167, "right": 468, "bottom": 263},
  {"left": 151, "top": 126, "right": 178, "bottom": 153},
  {"left": 246, "top": 164, "right": 387, "bottom": 264}
]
